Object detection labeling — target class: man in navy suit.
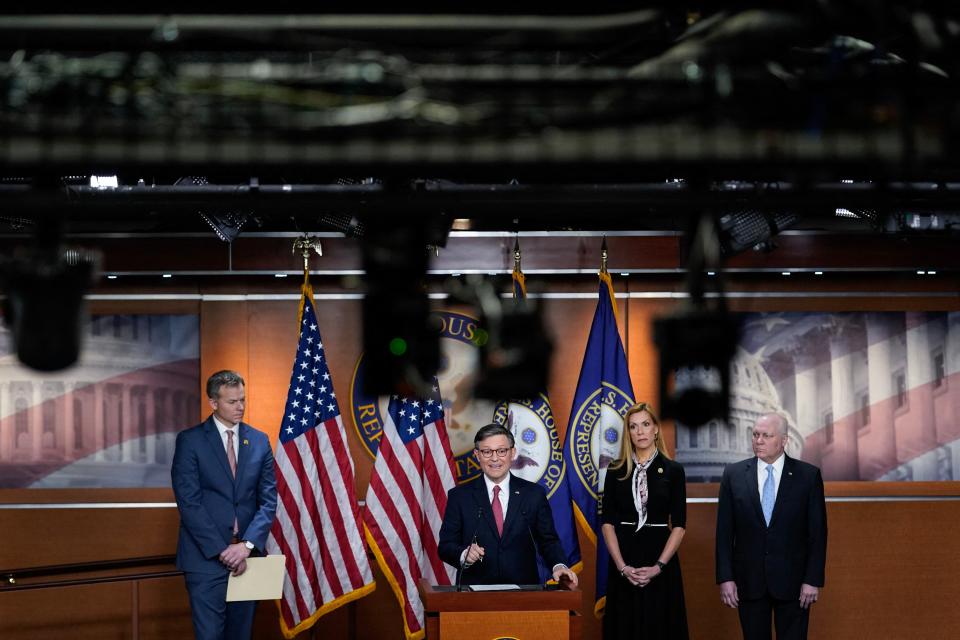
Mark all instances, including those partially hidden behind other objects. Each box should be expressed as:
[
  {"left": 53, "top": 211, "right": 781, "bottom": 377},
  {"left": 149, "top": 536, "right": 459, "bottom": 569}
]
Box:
[
  {"left": 172, "top": 370, "right": 278, "bottom": 640},
  {"left": 716, "top": 412, "right": 827, "bottom": 640},
  {"left": 438, "top": 423, "right": 578, "bottom": 588}
]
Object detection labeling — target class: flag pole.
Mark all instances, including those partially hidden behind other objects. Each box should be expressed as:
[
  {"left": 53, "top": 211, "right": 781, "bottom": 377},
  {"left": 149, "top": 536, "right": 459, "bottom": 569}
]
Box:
[
  {"left": 512, "top": 236, "right": 527, "bottom": 300},
  {"left": 600, "top": 235, "right": 608, "bottom": 275},
  {"left": 291, "top": 234, "right": 360, "bottom": 640},
  {"left": 272, "top": 233, "right": 375, "bottom": 638},
  {"left": 292, "top": 235, "right": 323, "bottom": 285}
]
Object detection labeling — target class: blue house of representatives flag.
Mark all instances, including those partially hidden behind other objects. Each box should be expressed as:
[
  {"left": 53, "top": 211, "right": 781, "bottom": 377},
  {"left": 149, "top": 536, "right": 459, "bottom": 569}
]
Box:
[
  {"left": 493, "top": 264, "right": 582, "bottom": 581},
  {"left": 562, "top": 271, "right": 635, "bottom": 614}
]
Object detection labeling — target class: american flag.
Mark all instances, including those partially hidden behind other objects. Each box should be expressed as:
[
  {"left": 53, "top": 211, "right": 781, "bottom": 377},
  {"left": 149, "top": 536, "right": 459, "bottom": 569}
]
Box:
[
  {"left": 266, "top": 286, "right": 374, "bottom": 638},
  {"left": 363, "top": 387, "right": 457, "bottom": 640}
]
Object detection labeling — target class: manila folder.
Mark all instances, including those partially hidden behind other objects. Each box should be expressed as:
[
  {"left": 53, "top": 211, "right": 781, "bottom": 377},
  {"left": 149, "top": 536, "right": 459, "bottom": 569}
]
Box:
[{"left": 226, "top": 555, "right": 286, "bottom": 601}]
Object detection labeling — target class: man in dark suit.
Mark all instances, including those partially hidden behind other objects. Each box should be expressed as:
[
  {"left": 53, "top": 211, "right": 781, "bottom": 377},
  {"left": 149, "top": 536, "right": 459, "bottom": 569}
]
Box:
[
  {"left": 438, "top": 423, "right": 579, "bottom": 588},
  {"left": 716, "top": 412, "right": 827, "bottom": 640},
  {"left": 172, "top": 370, "right": 278, "bottom": 640}
]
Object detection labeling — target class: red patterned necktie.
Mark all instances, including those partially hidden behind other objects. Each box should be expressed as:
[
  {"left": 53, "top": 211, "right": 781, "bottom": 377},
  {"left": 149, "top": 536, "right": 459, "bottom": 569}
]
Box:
[
  {"left": 226, "top": 429, "right": 237, "bottom": 477},
  {"left": 226, "top": 429, "right": 238, "bottom": 535},
  {"left": 492, "top": 485, "right": 504, "bottom": 537}
]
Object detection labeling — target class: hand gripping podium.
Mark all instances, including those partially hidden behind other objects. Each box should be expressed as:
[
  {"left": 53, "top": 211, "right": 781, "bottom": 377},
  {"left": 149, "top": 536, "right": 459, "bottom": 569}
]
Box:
[{"left": 418, "top": 579, "right": 582, "bottom": 640}]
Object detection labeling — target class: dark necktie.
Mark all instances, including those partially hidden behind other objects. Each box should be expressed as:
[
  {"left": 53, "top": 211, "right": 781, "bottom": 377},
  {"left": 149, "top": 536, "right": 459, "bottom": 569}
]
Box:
[{"left": 492, "top": 485, "right": 504, "bottom": 537}]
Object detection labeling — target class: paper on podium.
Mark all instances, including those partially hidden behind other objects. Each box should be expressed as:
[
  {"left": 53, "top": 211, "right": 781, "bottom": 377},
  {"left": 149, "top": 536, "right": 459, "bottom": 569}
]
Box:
[
  {"left": 468, "top": 584, "right": 520, "bottom": 591},
  {"left": 226, "top": 555, "right": 286, "bottom": 602}
]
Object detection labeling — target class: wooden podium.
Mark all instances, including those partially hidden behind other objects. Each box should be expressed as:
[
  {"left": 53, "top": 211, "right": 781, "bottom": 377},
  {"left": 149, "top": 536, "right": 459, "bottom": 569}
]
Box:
[{"left": 418, "top": 579, "right": 582, "bottom": 640}]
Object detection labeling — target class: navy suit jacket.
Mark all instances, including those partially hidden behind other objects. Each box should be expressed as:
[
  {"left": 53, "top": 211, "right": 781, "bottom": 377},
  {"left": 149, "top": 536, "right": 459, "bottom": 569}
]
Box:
[
  {"left": 438, "top": 473, "right": 565, "bottom": 586},
  {"left": 172, "top": 416, "right": 278, "bottom": 575},
  {"left": 715, "top": 455, "right": 827, "bottom": 600}
]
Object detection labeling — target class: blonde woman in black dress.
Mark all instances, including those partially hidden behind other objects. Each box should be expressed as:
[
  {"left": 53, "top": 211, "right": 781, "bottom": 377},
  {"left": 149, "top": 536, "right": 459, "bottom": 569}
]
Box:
[{"left": 601, "top": 402, "right": 689, "bottom": 639}]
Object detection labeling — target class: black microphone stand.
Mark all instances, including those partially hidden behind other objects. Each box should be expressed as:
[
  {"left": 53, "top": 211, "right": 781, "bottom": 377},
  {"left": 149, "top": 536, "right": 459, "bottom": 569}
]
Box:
[{"left": 456, "top": 508, "right": 484, "bottom": 592}]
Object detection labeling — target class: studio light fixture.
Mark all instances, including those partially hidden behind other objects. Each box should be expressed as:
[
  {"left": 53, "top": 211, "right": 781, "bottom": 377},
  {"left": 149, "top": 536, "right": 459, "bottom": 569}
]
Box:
[
  {"left": 0, "top": 223, "right": 100, "bottom": 371},
  {"left": 200, "top": 211, "right": 252, "bottom": 243},
  {"left": 654, "top": 213, "right": 740, "bottom": 428}
]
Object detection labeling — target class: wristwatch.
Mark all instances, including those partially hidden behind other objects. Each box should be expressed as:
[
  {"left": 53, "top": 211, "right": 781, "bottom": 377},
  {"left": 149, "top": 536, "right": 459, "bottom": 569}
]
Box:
[
  {"left": 655, "top": 560, "right": 666, "bottom": 572},
  {"left": 243, "top": 540, "right": 255, "bottom": 551}
]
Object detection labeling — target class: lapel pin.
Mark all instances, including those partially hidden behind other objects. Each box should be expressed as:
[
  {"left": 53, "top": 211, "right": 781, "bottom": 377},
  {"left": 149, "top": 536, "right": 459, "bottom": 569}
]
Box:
[
  {"left": 788, "top": 471, "right": 793, "bottom": 476},
  {"left": 514, "top": 490, "right": 520, "bottom": 495},
  {"left": 657, "top": 467, "right": 663, "bottom": 474},
  {"left": 243, "top": 439, "right": 249, "bottom": 445}
]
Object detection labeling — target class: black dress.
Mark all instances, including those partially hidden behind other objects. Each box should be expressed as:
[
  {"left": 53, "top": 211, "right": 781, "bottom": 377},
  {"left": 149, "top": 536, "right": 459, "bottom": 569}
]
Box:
[{"left": 601, "top": 455, "right": 689, "bottom": 640}]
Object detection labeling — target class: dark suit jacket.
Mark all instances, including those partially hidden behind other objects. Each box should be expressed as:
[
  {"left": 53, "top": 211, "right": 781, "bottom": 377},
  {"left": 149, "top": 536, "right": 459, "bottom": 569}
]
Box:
[
  {"left": 171, "top": 416, "right": 278, "bottom": 575},
  {"left": 438, "top": 473, "right": 565, "bottom": 586},
  {"left": 715, "top": 455, "right": 827, "bottom": 600}
]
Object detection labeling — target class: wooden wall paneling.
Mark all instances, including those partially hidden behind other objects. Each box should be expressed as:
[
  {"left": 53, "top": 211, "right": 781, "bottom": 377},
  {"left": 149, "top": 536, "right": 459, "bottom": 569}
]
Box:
[
  {"left": 726, "top": 294, "right": 960, "bottom": 314},
  {"left": 0, "top": 506, "right": 179, "bottom": 571},
  {"left": 244, "top": 300, "right": 299, "bottom": 447},
  {"left": 26, "top": 232, "right": 958, "bottom": 279},
  {"left": 433, "top": 235, "right": 518, "bottom": 271},
  {"left": 86, "top": 299, "right": 201, "bottom": 315},
  {"left": 540, "top": 297, "right": 604, "bottom": 443},
  {"left": 725, "top": 233, "right": 960, "bottom": 271},
  {"left": 134, "top": 576, "right": 195, "bottom": 639},
  {"left": 231, "top": 236, "right": 363, "bottom": 272},
  {"left": 3, "top": 500, "right": 958, "bottom": 640},
  {"left": 0, "top": 487, "right": 174, "bottom": 505},
  {"left": 684, "top": 480, "right": 960, "bottom": 501},
  {"left": 430, "top": 234, "right": 682, "bottom": 273},
  {"left": 200, "top": 299, "right": 250, "bottom": 422},
  {"left": 624, "top": 296, "right": 675, "bottom": 452},
  {"left": 678, "top": 501, "right": 737, "bottom": 638},
  {"left": 99, "top": 237, "right": 232, "bottom": 272},
  {"left": 682, "top": 499, "right": 960, "bottom": 640},
  {"left": 817, "top": 500, "right": 960, "bottom": 639},
  {"left": 0, "top": 582, "right": 133, "bottom": 640},
  {"left": 0, "top": 237, "right": 231, "bottom": 274}
]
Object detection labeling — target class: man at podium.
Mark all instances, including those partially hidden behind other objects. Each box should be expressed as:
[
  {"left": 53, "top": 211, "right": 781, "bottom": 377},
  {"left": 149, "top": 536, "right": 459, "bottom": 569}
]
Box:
[{"left": 439, "top": 423, "right": 579, "bottom": 588}]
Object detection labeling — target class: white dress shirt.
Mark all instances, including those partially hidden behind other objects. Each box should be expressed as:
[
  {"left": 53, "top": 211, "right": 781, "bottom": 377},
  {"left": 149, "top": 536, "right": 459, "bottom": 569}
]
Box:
[
  {"left": 756, "top": 452, "right": 786, "bottom": 499},
  {"left": 460, "top": 474, "right": 511, "bottom": 566},
  {"left": 462, "top": 473, "right": 566, "bottom": 575},
  {"left": 484, "top": 473, "right": 511, "bottom": 516},
  {"left": 212, "top": 415, "right": 240, "bottom": 462}
]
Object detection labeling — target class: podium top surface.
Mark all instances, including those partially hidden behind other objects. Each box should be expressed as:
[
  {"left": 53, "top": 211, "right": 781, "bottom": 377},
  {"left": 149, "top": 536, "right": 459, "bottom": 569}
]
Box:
[{"left": 418, "top": 579, "right": 582, "bottom": 613}]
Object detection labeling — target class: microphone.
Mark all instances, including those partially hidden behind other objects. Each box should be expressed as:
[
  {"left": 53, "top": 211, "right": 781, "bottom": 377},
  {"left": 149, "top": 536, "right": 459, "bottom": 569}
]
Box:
[
  {"left": 522, "top": 508, "right": 545, "bottom": 587},
  {"left": 525, "top": 509, "right": 567, "bottom": 589},
  {"left": 457, "top": 508, "right": 484, "bottom": 592}
]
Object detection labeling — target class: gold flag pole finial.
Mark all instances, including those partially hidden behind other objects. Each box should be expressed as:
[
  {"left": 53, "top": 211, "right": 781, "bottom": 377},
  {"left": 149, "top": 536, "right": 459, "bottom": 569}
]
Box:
[
  {"left": 292, "top": 236, "right": 323, "bottom": 281},
  {"left": 600, "top": 236, "right": 609, "bottom": 274},
  {"left": 513, "top": 236, "right": 522, "bottom": 272}
]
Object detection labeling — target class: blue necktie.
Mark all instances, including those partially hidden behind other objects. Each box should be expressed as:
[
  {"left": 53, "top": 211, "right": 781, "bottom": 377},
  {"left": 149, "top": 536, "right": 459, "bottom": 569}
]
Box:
[{"left": 761, "top": 464, "right": 775, "bottom": 526}]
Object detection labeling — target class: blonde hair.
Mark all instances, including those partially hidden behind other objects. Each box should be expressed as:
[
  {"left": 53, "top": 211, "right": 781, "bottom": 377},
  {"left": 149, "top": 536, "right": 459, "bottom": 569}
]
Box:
[{"left": 608, "top": 402, "right": 670, "bottom": 480}]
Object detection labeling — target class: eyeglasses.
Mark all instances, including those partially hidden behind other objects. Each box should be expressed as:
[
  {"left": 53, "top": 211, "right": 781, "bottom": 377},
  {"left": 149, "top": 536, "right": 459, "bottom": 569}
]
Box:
[{"left": 477, "top": 447, "right": 512, "bottom": 459}]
